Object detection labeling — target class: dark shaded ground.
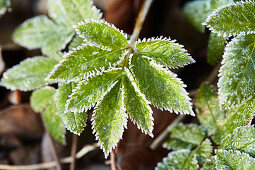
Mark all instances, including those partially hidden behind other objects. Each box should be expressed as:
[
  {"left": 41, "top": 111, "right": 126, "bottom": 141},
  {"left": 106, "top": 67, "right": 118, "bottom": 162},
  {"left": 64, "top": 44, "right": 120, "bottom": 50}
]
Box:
[{"left": 0, "top": 0, "right": 215, "bottom": 169}]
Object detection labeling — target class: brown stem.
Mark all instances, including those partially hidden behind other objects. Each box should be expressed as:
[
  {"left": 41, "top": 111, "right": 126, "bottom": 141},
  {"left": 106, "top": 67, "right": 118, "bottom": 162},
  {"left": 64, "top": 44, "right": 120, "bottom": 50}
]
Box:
[
  {"left": 40, "top": 113, "right": 62, "bottom": 170},
  {"left": 110, "top": 152, "right": 116, "bottom": 170},
  {"left": 70, "top": 134, "right": 78, "bottom": 170}
]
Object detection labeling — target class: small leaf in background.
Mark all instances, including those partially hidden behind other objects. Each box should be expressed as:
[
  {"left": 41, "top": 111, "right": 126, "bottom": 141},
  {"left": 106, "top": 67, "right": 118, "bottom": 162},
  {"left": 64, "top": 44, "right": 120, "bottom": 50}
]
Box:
[
  {"left": 56, "top": 83, "right": 87, "bottom": 135},
  {"left": 30, "top": 86, "right": 56, "bottom": 112},
  {"left": 201, "top": 157, "right": 216, "bottom": 170},
  {"left": 75, "top": 21, "right": 128, "bottom": 49},
  {"left": 66, "top": 69, "right": 122, "bottom": 113},
  {"left": 183, "top": 0, "right": 211, "bottom": 33},
  {"left": 123, "top": 68, "right": 153, "bottom": 136},
  {"left": 196, "top": 83, "right": 224, "bottom": 136},
  {"left": 93, "top": 81, "right": 127, "bottom": 157},
  {"left": 205, "top": 1, "right": 255, "bottom": 37},
  {"left": 13, "top": 16, "right": 74, "bottom": 56},
  {"left": 163, "top": 123, "right": 206, "bottom": 150},
  {"left": 135, "top": 39, "right": 194, "bottom": 68},
  {"left": 194, "top": 139, "right": 212, "bottom": 165},
  {"left": 218, "top": 34, "right": 255, "bottom": 109},
  {"left": 213, "top": 96, "right": 255, "bottom": 143},
  {"left": 48, "top": 45, "right": 127, "bottom": 81},
  {"left": 207, "top": 33, "right": 226, "bottom": 65},
  {"left": 0, "top": 0, "right": 10, "bottom": 15},
  {"left": 215, "top": 149, "right": 255, "bottom": 169},
  {"left": 43, "top": 101, "right": 66, "bottom": 144},
  {"left": 220, "top": 126, "right": 255, "bottom": 157},
  {"left": 69, "top": 35, "right": 84, "bottom": 50},
  {"left": 0, "top": 57, "right": 58, "bottom": 91},
  {"left": 156, "top": 149, "right": 198, "bottom": 170},
  {"left": 130, "top": 54, "right": 194, "bottom": 115}
]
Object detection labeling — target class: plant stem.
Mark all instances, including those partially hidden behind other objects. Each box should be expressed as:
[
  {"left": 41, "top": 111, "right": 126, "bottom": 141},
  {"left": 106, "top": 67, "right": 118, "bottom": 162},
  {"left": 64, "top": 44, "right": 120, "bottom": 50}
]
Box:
[
  {"left": 40, "top": 113, "right": 62, "bottom": 170},
  {"left": 150, "top": 115, "right": 185, "bottom": 150},
  {"left": 0, "top": 144, "right": 98, "bottom": 170},
  {"left": 70, "top": 134, "right": 78, "bottom": 170},
  {"left": 130, "top": 0, "right": 154, "bottom": 47},
  {"left": 110, "top": 152, "right": 116, "bottom": 170}
]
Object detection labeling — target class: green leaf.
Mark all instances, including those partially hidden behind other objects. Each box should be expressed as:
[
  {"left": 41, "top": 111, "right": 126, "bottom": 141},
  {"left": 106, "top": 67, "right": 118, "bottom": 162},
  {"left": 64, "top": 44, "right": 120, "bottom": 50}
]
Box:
[
  {"left": 0, "top": 0, "right": 10, "bottom": 15},
  {"left": 215, "top": 149, "right": 255, "bottom": 169},
  {"left": 183, "top": 0, "right": 211, "bottom": 32},
  {"left": 163, "top": 138, "right": 195, "bottom": 150},
  {"left": 43, "top": 101, "right": 66, "bottom": 144},
  {"left": 156, "top": 149, "right": 198, "bottom": 170},
  {"left": 205, "top": 1, "right": 255, "bottom": 37},
  {"left": 69, "top": 35, "right": 84, "bottom": 50},
  {"left": 201, "top": 158, "right": 216, "bottom": 170},
  {"left": 30, "top": 86, "right": 56, "bottom": 112},
  {"left": 123, "top": 68, "right": 153, "bottom": 135},
  {"left": 218, "top": 34, "right": 255, "bottom": 109},
  {"left": 194, "top": 139, "right": 212, "bottom": 165},
  {"left": 0, "top": 56, "right": 58, "bottom": 91},
  {"left": 48, "top": 46, "right": 127, "bottom": 81},
  {"left": 93, "top": 81, "right": 127, "bottom": 157},
  {"left": 130, "top": 54, "right": 194, "bottom": 115},
  {"left": 196, "top": 83, "right": 224, "bottom": 136},
  {"left": 56, "top": 83, "right": 87, "bottom": 135},
  {"left": 207, "top": 33, "right": 226, "bottom": 65},
  {"left": 75, "top": 21, "right": 128, "bottom": 49},
  {"left": 220, "top": 126, "right": 255, "bottom": 157},
  {"left": 135, "top": 39, "right": 194, "bottom": 68},
  {"left": 66, "top": 69, "right": 122, "bottom": 113},
  {"left": 213, "top": 96, "right": 255, "bottom": 143},
  {"left": 13, "top": 16, "right": 74, "bottom": 55}
]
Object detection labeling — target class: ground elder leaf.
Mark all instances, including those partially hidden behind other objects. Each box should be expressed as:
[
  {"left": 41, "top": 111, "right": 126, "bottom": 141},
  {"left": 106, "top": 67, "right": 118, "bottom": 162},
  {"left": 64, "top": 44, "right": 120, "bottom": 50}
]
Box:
[
  {"left": 215, "top": 149, "right": 255, "bottom": 169},
  {"left": 0, "top": 56, "right": 58, "bottom": 91},
  {"left": 220, "top": 126, "right": 255, "bottom": 157},
  {"left": 48, "top": 46, "right": 127, "bottom": 82},
  {"left": 75, "top": 20, "right": 128, "bottom": 49},
  {"left": 196, "top": 83, "right": 224, "bottom": 136},
  {"left": 43, "top": 101, "right": 66, "bottom": 144},
  {"left": 205, "top": 1, "right": 255, "bottom": 37},
  {"left": 123, "top": 68, "right": 153, "bottom": 136},
  {"left": 135, "top": 39, "right": 194, "bottom": 68},
  {"left": 30, "top": 86, "right": 56, "bottom": 112},
  {"left": 218, "top": 34, "right": 255, "bottom": 109},
  {"left": 66, "top": 69, "right": 122, "bottom": 113},
  {"left": 57, "top": 83, "right": 87, "bottom": 135},
  {"left": 130, "top": 54, "right": 194, "bottom": 115},
  {"left": 207, "top": 33, "right": 226, "bottom": 65},
  {"left": 92, "top": 81, "right": 127, "bottom": 157}
]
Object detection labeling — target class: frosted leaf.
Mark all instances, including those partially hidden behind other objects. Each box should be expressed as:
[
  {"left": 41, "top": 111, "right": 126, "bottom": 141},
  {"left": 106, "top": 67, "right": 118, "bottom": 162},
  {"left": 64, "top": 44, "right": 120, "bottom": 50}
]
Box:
[
  {"left": 205, "top": 1, "right": 255, "bottom": 37},
  {"left": 123, "top": 68, "right": 153, "bottom": 136},
  {"left": 215, "top": 149, "right": 255, "bottom": 169},
  {"left": 92, "top": 81, "right": 127, "bottom": 157},
  {"left": 196, "top": 83, "right": 224, "bottom": 136},
  {"left": 213, "top": 96, "right": 255, "bottom": 143},
  {"left": 30, "top": 86, "right": 56, "bottom": 112},
  {"left": 130, "top": 54, "right": 194, "bottom": 115},
  {"left": 163, "top": 123, "right": 206, "bottom": 150},
  {"left": 69, "top": 35, "right": 84, "bottom": 50},
  {"left": 135, "top": 39, "right": 194, "bottom": 68},
  {"left": 218, "top": 34, "right": 255, "bottom": 109},
  {"left": 13, "top": 16, "right": 74, "bottom": 55},
  {"left": 56, "top": 83, "right": 87, "bottom": 135},
  {"left": 0, "top": 0, "right": 10, "bottom": 16},
  {"left": 207, "top": 33, "right": 226, "bottom": 65},
  {"left": 0, "top": 56, "right": 58, "bottom": 91},
  {"left": 48, "top": 46, "right": 127, "bottom": 82},
  {"left": 43, "top": 101, "right": 66, "bottom": 144},
  {"left": 66, "top": 69, "right": 122, "bottom": 113},
  {"left": 75, "top": 20, "right": 128, "bottom": 49},
  {"left": 220, "top": 126, "right": 255, "bottom": 157}
]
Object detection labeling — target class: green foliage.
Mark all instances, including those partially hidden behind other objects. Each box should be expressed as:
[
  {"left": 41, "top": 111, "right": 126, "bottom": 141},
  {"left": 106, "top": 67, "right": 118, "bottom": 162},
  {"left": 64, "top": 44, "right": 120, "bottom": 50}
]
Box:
[
  {"left": 218, "top": 34, "right": 255, "bottom": 109},
  {"left": 220, "top": 126, "right": 255, "bottom": 157},
  {"left": 0, "top": 57, "right": 58, "bottom": 91},
  {"left": 205, "top": 1, "right": 255, "bottom": 37},
  {"left": 30, "top": 86, "right": 56, "bottom": 112},
  {"left": 43, "top": 101, "right": 66, "bottom": 144},
  {"left": 196, "top": 83, "right": 224, "bottom": 136},
  {"left": 0, "top": 0, "right": 9, "bottom": 15},
  {"left": 13, "top": 0, "right": 101, "bottom": 55},
  {"left": 215, "top": 149, "right": 255, "bottom": 169}
]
